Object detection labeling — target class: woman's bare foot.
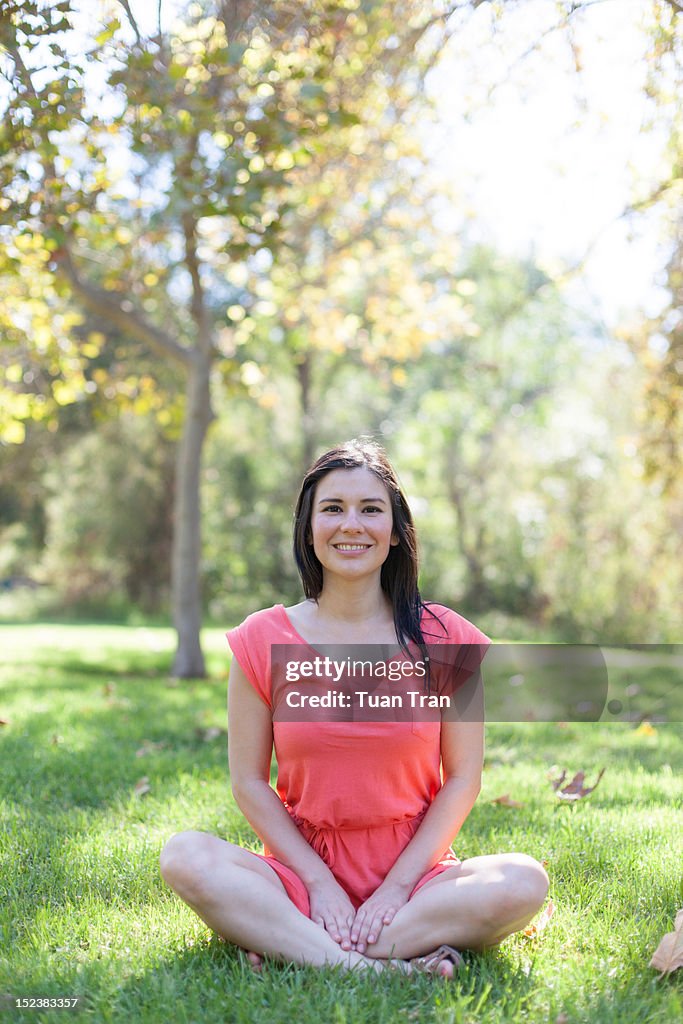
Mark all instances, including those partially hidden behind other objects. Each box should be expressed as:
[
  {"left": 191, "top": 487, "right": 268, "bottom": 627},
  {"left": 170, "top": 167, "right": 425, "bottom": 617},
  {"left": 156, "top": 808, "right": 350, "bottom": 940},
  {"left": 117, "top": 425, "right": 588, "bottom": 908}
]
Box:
[
  {"left": 245, "top": 950, "right": 263, "bottom": 972},
  {"left": 408, "top": 944, "right": 463, "bottom": 979},
  {"left": 243, "top": 948, "right": 387, "bottom": 975},
  {"left": 242, "top": 946, "right": 460, "bottom": 978}
]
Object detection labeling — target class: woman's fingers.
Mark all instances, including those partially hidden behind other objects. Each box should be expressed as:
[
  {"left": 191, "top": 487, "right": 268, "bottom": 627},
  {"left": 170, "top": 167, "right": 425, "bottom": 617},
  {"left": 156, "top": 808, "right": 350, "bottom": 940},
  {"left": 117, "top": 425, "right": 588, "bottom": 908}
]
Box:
[
  {"left": 319, "top": 908, "right": 354, "bottom": 947},
  {"left": 352, "top": 902, "right": 398, "bottom": 951},
  {"left": 367, "top": 907, "right": 392, "bottom": 945},
  {"left": 354, "top": 908, "right": 382, "bottom": 951},
  {"left": 350, "top": 908, "right": 366, "bottom": 946}
]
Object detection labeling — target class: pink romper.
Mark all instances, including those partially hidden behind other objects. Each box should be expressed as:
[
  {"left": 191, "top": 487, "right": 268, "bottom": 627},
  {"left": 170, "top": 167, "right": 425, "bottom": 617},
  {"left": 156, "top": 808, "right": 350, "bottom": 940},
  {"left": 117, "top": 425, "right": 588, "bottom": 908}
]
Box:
[{"left": 227, "top": 603, "right": 489, "bottom": 916}]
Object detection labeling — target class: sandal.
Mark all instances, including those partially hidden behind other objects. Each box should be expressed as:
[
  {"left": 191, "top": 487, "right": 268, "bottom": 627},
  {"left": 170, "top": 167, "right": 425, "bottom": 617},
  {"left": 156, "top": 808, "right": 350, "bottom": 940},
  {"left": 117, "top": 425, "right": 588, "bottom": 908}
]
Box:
[{"left": 409, "top": 944, "right": 464, "bottom": 978}]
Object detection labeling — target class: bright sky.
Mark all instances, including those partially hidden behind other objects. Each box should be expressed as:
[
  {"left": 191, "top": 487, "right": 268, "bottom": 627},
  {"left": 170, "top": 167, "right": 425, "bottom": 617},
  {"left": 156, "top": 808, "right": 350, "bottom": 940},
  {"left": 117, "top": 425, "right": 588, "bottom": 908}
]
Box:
[{"left": 424, "top": 0, "right": 672, "bottom": 326}]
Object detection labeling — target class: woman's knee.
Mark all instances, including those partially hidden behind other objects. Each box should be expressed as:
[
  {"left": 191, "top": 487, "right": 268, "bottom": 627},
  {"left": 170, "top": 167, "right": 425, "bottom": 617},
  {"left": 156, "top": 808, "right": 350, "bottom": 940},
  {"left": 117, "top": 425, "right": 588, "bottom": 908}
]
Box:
[
  {"left": 496, "top": 853, "right": 549, "bottom": 921},
  {"left": 159, "top": 830, "right": 217, "bottom": 898}
]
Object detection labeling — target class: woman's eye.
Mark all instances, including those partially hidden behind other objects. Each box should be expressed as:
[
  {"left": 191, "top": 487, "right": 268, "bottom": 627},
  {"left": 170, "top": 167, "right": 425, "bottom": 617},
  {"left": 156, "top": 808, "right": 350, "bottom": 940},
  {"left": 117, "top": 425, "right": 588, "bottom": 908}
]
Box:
[
  {"left": 363, "top": 506, "right": 381, "bottom": 513},
  {"left": 323, "top": 505, "right": 341, "bottom": 512}
]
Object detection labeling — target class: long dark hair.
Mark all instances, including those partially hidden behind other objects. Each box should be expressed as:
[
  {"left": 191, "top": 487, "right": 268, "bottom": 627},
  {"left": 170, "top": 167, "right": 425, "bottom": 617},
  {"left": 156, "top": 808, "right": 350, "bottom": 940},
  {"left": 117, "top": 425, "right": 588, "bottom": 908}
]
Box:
[{"left": 292, "top": 438, "right": 443, "bottom": 662}]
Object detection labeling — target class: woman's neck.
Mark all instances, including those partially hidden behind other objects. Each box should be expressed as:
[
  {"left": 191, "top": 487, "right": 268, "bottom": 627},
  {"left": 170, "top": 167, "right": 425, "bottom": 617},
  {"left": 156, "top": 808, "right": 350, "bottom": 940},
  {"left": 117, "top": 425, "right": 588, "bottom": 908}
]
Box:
[{"left": 315, "top": 578, "right": 392, "bottom": 625}]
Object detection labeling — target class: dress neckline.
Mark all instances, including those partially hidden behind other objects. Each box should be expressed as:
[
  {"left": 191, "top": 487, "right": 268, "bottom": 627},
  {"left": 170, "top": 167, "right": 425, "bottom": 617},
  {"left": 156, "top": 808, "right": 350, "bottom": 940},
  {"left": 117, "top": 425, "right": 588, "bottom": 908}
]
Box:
[{"left": 276, "top": 603, "right": 407, "bottom": 660}]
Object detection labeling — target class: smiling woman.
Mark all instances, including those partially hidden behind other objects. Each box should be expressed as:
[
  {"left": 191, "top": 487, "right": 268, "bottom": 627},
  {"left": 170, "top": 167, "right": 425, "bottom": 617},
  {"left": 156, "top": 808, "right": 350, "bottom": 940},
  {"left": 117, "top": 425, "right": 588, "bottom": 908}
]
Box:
[{"left": 159, "top": 438, "right": 549, "bottom": 979}]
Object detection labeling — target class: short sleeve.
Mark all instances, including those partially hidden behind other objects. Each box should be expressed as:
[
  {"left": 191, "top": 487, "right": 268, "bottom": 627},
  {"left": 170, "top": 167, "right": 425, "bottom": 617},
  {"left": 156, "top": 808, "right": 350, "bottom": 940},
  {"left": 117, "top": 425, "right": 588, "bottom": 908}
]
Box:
[
  {"left": 226, "top": 614, "right": 273, "bottom": 710},
  {"left": 422, "top": 603, "right": 491, "bottom": 647},
  {"left": 420, "top": 604, "right": 490, "bottom": 698}
]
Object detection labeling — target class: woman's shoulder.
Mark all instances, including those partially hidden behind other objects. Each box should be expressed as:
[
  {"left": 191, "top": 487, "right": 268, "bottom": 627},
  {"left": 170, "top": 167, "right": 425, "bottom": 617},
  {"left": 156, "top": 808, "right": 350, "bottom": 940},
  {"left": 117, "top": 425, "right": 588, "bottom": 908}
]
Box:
[
  {"left": 420, "top": 601, "right": 490, "bottom": 645},
  {"left": 227, "top": 603, "right": 288, "bottom": 641}
]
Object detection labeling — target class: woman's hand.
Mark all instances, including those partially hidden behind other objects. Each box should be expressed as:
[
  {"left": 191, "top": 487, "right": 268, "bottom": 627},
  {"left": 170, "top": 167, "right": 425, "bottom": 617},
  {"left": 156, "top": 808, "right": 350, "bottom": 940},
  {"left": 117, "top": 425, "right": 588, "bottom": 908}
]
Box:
[
  {"left": 307, "top": 877, "right": 358, "bottom": 951},
  {"left": 350, "top": 881, "right": 412, "bottom": 953}
]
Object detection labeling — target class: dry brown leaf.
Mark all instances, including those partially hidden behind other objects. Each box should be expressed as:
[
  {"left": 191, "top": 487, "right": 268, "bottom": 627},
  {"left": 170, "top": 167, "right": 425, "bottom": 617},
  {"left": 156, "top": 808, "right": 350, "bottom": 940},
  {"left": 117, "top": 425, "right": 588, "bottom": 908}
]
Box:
[
  {"left": 0, "top": 717, "right": 9, "bottom": 726},
  {"left": 523, "top": 900, "right": 555, "bottom": 938},
  {"left": 136, "top": 740, "right": 167, "bottom": 757},
  {"left": 650, "top": 909, "right": 683, "bottom": 976},
  {"left": 491, "top": 793, "right": 524, "bottom": 809},
  {"left": 133, "top": 776, "right": 151, "bottom": 798},
  {"left": 555, "top": 1014, "right": 569, "bottom": 1024},
  {"left": 550, "top": 768, "right": 605, "bottom": 801},
  {"left": 195, "top": 726, "right": 227, "bottom": 743}
]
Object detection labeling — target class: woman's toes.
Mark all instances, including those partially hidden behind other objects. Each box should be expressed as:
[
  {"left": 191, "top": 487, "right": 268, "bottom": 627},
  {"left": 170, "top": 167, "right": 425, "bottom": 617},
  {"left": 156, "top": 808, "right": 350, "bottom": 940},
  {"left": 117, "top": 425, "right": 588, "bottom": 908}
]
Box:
[
  {"left": 246, "top": 950, "right": 263, "bottom": 972},
  {"left": 435, "top": 957, "right": 454, "bottom": 979}
]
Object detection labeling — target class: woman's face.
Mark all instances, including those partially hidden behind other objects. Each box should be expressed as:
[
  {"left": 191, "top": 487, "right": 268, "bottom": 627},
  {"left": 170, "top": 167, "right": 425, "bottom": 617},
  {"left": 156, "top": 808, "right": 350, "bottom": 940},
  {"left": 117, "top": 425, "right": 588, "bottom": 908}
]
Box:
[{"left": 309, "top": 466, "right": 398, "bottom": 583}]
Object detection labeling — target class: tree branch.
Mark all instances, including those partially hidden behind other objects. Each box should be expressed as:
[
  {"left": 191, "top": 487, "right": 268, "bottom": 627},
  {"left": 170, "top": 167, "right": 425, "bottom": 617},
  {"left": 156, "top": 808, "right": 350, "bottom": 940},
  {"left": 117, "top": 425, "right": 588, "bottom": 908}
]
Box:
[
  {"left": 56, "top": 249, "right": 193, "bottom": 368},
  {"left": 181, "top": 210, "right": 214, "bottom": 359},
  {"left": 117, "top": 0, "right": 143, "bottom": 45}
]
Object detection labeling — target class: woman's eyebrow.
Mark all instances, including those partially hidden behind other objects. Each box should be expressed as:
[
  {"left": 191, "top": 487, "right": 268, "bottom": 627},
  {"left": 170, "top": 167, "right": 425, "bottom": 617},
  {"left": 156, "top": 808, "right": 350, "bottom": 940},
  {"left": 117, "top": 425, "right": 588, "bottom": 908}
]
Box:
[{"left": 317, "top": 496, "right": 387, "bottom": 504}]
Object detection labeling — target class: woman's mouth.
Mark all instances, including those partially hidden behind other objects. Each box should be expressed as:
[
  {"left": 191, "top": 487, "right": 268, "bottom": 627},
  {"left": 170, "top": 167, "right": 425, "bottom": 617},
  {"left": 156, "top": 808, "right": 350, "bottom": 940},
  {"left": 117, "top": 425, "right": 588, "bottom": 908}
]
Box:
[{"left": 333, "top": 544, "right": 371, "bottom": 552}]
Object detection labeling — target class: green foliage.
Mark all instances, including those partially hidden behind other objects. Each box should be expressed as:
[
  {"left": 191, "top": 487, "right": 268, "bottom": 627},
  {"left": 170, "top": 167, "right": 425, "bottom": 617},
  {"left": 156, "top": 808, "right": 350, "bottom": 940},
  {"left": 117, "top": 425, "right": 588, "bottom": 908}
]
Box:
[
  {"left": 1, "top": 0, "right": 681, "bottom": 647},
  {"left": 41, "top": 415, "right": 174, "bottom": 613}
]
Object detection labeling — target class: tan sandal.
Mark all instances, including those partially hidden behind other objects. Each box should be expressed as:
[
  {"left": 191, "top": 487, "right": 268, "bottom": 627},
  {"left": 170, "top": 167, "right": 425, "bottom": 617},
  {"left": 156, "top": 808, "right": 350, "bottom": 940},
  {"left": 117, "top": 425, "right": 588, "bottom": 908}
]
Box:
[{"left": 409, "top": 944, "right": 464, "bottom": 977}]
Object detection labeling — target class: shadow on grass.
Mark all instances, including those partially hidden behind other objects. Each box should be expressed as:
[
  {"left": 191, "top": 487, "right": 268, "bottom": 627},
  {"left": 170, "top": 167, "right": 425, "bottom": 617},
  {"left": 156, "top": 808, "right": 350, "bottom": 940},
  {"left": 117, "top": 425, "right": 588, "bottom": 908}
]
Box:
[
  {"left": 1, "top": 936, "right": 539, "bottom": 1024},
  {"left": 4, "top": 654, "right": 191, "bottom": 682}
]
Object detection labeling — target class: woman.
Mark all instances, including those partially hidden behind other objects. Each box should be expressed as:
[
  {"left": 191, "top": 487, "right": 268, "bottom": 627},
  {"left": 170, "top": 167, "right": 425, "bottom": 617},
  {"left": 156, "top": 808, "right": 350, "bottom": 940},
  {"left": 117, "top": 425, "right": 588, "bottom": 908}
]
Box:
[{"left": 160, "top": 439, "right": 549, "bottom": 978}]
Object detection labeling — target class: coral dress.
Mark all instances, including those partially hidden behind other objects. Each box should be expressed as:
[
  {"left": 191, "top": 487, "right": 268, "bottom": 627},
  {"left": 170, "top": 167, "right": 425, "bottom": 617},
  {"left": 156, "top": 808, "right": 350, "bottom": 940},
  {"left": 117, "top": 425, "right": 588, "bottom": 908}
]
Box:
[{"left": 226, "top": 603, "right": 489, "bottom": 916}]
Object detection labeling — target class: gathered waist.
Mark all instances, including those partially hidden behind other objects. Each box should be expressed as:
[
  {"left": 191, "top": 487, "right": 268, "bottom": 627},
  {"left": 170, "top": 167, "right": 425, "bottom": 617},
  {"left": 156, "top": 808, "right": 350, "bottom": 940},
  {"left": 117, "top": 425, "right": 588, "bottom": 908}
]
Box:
[
  {"left": 288, "top": 807, "right": 427, "bottom": 832},
  {"left": 285, "top": 807, "right": 428, "bottom": 869}
]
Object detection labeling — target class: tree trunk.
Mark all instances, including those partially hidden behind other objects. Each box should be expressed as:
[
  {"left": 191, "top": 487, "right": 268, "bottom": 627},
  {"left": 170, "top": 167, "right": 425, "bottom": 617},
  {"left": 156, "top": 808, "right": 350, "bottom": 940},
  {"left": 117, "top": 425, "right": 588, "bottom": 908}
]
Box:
[
  {"left": 444, "top": 440, "right": 489, "bottom": 608},
  {"left": 171, "top": 353, "right": 214, "bottom": 677},
  {"left": 297, "top": 351, "right": 316, "bottom": 474}
]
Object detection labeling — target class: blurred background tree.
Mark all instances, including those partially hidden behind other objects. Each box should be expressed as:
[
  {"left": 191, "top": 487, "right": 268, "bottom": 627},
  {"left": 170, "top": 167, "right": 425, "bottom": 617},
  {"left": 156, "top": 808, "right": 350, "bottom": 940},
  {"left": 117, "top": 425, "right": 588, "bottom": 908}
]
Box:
[{"left": 1, "top": 0, "right": 681, "bottom": 667}]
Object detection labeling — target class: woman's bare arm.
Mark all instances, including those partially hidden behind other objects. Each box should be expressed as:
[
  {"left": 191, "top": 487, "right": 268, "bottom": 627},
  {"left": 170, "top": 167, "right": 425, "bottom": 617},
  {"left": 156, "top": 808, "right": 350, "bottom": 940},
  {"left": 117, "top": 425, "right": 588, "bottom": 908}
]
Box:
[
  {"left": 376, "top": 717, "right": 484, "bottom": 894},
  {"left": 227, "top": 657, "right": 334, "bottom": 889},
  {"left": 346, "top": 716, "right": 483, "bottom": 952},
  {"left": 228, "top": 657, "right": 361, "bottom": 947}
]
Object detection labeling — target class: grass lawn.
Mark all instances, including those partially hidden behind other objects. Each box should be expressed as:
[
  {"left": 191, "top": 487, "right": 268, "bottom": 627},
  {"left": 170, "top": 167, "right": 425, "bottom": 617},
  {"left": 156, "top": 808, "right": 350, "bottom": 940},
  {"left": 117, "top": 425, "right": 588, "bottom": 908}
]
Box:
[{"left": 0, "top": 624, "right": 681, "bottom": 1024}]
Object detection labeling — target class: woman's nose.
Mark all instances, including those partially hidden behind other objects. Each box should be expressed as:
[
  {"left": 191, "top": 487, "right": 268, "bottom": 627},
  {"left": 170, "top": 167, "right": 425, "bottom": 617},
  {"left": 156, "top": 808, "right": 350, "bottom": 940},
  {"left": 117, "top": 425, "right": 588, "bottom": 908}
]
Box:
[{"left": 340, "top": 509, "right": 362, "bottom": 531}]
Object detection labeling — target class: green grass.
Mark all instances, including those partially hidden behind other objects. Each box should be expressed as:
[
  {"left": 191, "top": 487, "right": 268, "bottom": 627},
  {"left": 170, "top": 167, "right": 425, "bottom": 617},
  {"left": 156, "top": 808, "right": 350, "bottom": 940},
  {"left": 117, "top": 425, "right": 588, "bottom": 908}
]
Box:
[{"left": 0, "top": 624, "right": 681, "bottom": 1024}]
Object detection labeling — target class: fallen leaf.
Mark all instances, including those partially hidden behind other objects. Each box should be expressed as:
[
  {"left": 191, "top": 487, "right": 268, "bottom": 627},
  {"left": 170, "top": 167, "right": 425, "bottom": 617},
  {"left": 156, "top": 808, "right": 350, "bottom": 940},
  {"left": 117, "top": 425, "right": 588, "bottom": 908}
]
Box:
[
  {"left": 555, "top": 1014, "right": 569, "bottom": 1024},
  {"left": 635, "top": 721, "right": 657, "bottom": 736},
  {"left": 650, "top": 909, "right": 683, "bottom": 976},
  {"left": 550, "top": 768, "right": 605, "bottom": 801},
  {"left": 133, "top": 776, "right": 151, "bottom": 798},
  {"left": 549, "top": 769, "right": 566, "bottom": 791},
  {"left": 491, "top": 793, "right": 524, "bottom": 809},
  {"left": 523, "top": 900, "right": 555, "bottom": 938},
  {"left": 195, "top": 726, "right": 227, "bottom": 743},
  {"left": 0, "top": 717, "right": 9, "bottom": 726},
  {"left": 136, "top": 740, "right": 168, "bottom": 757}
]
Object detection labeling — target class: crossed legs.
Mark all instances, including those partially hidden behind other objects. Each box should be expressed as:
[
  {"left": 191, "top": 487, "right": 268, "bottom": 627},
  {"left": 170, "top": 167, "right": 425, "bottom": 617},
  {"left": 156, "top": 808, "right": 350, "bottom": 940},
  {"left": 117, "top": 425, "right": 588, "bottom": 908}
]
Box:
[{"left": 159, "top": 831, "right": 549, "bottom": 972}]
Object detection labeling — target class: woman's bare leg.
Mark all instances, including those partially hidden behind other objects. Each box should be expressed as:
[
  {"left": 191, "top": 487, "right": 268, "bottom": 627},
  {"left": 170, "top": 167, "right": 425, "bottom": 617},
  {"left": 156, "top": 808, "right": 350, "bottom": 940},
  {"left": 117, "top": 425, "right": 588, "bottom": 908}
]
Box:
[
  {"left": 359, "top": 854, "right": 549, "bottom": 960},
  {"left": 159, "top": 831, "right": 384, "bottom": 973}
]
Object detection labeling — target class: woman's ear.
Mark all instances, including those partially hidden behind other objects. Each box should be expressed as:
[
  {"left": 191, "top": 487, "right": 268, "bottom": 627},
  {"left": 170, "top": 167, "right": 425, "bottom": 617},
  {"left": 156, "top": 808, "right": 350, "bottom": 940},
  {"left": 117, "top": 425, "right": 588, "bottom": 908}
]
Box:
[{"left": 390, "top": 531, "right": 399, "bottom": 546}]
